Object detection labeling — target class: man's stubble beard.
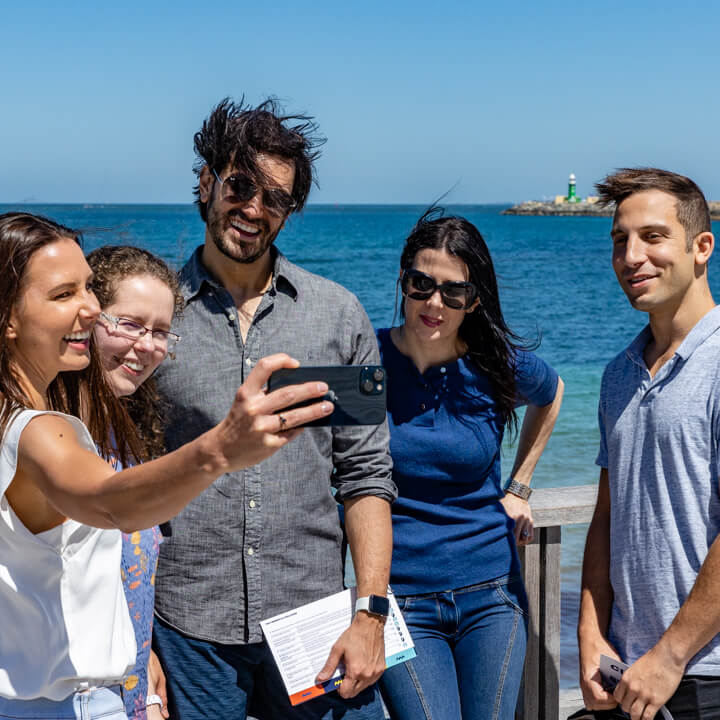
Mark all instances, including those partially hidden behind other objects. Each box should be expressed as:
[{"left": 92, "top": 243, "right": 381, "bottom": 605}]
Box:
[{"left": 207, "top": 206, "right": 282, "bottom": 266}]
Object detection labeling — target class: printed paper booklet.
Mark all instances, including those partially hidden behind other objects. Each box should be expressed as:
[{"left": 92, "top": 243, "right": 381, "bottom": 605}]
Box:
[{"left": 261, "top": 588, "right": 415, "bottom": 706}]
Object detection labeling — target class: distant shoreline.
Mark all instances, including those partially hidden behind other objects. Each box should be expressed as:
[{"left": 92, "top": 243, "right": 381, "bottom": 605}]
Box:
[{"left": 504, "top": 200, "right": 720, "bottom": 219}]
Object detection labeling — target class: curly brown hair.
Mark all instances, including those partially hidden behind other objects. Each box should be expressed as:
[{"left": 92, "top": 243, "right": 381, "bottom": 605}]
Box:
[{"left": 86, "top": 245, "right": 184, "bottom": 460}]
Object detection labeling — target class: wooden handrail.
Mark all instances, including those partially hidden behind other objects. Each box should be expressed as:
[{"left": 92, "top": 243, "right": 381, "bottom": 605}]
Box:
[{"left": 516, "top": 484, "right": 597, "bottom": 720}]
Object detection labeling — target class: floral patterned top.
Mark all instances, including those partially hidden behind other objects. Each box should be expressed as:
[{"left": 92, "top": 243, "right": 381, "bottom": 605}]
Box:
[{"left": 121, "top": 526, "right": 163, "bottom": 720}]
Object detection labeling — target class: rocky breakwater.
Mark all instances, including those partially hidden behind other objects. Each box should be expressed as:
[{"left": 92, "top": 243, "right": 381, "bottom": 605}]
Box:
[
  {"left": 503, "top": 200, "right": 720, "bottom": 219},
  {"left": 502, "top": 200, "right": 611, "bottom": 216}
]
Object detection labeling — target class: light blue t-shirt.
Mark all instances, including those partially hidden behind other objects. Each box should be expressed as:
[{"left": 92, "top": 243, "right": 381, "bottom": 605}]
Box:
[{"left": 597, "top": 305, "right": 720, "bottom": 674}]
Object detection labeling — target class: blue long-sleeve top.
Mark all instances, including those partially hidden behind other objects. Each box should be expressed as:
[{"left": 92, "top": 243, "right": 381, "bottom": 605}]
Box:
[{"left": 377, "top": 328, "right": 559, "bottom": 595}]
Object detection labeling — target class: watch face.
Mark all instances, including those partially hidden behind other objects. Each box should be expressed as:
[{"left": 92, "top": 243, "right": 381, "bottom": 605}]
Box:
[{"left": 369, "top": 595, "right": 390, "bottom": 616}]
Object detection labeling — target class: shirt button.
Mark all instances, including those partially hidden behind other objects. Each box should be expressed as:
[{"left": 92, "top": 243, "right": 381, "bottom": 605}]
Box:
[
  {"left": 249, "top": 499, "right": 256, "bottom": 509},
  {"left": 440, "top": 367, "right": 447, "bottom": 373},
  {"left": 247, "top": 548, "right": 254, "bottom": 556},
  {"left": 420, "top": 403, "right": 426, "bottom": 411},
  {"left": 245, "top": 358, "right": 253, "bottom": 366}
]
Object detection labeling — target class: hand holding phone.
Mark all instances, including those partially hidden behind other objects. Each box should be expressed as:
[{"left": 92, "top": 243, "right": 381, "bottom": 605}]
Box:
[{"left": 268, "top": 365, "right": 387, "bottom": 427}]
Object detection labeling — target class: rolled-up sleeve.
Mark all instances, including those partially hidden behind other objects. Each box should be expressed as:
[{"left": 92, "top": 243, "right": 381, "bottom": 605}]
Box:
[{"left": 332, "top": 295, "right": 396, "bottom": 504}]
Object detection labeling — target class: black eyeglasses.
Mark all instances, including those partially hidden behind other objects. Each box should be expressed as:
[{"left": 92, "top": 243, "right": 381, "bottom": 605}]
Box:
[
  {"left": 212, "top": 169, "right": 297, "bottom": 217},
  {"left": 401, "top": 269, "right": 477, "bottom": 310}
]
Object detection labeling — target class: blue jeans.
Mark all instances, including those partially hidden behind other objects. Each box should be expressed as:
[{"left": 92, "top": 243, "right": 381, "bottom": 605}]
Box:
[
  {"left": 379, "top": 574, "right": 528, "bottom": 720},
  {"left": 153, "top": 615, "right": 385, "bottom": 720},
  {"left": 0, "top": 687, "right": 126, "bottom": 720}
]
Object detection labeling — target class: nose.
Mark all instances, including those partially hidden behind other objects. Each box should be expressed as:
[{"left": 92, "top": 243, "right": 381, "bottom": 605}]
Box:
[
  {"left": 623, "top": 235, "right": 647, "bottom": 267},
  {"left": 427, "top": 288, "right": 444, "bottom": 308},
  {"left": 241, "top": 189, "right": 264, "bottom": 217},
  {"left": 133, "top": 331, "right": 156, "bottom": 353},
  {"left": 81, "top": 288, "right": 101, "bottom": 321}
]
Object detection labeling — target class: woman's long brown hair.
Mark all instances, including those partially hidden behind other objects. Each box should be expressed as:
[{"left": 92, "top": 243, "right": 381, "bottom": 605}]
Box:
[{"left": 0, "top": 212, "right": 143, "bottom": 465}]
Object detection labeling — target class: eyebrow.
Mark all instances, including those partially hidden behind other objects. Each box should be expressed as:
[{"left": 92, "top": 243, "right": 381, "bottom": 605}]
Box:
[{"left": 611, "top": 223, "right": 672, "bottom": 238}]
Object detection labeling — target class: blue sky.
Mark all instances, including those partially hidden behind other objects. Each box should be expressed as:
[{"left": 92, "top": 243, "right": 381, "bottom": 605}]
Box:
[{"left": 2, "top": 0, "right": 719, "bottom": 204}]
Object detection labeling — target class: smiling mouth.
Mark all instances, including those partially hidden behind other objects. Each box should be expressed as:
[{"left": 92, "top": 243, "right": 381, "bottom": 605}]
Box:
[
  {"left": 64, "top": 330, "right": 91, "bottom": 344},
  {"left": 627, "top": 275, "right": 655, "bottom": 287},
  {"left": 115, "top": 356, "right": 145, "bottom": 374},
  {"left": 229, "top": 216, "right": 261, "bottom": 237},
  {"left": 420, "top": 315, "right": 442, "bottom": 328}
]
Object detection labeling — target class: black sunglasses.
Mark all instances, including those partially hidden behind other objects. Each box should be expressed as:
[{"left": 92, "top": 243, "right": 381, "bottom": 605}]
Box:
[
  {"left": 401, "top": 269, "right": 477, "bottom": 310},
  {"left": 212, "top": 169, "right": 297, "bottom": 217}
]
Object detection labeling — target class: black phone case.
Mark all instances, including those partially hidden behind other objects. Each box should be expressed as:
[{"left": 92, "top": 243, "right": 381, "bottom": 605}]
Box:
[{"left": 267, "top": 365, "right": 387, "bottom": 427}]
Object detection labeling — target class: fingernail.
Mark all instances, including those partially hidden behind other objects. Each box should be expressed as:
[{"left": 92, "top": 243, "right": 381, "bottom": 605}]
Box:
[
  {"left": 317, "top": 382, "right": 328, "bottom": 392},
  {"left": 321, "top": 403, "right": 331, "bottom": 413}
]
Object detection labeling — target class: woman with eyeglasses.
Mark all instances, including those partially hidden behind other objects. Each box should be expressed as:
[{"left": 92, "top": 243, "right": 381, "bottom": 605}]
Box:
[
  {"left": 0, "top": 212, "right": 331, "bottom": 720},
  {"left": 377, "top": 209, "right": 563, "bottom": 720},
  {"left": 87, "top": 246, "right": 183, "bottom": 720}
]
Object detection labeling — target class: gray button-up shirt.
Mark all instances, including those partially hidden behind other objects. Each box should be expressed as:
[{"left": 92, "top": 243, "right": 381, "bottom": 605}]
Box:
[{"left": 154, "top": 246, "right": 396, "bottom": 644}]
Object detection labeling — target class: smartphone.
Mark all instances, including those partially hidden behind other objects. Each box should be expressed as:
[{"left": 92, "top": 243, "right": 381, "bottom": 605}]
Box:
[{"left": 267, "top": 365, "right": 387, "bottom": 427}]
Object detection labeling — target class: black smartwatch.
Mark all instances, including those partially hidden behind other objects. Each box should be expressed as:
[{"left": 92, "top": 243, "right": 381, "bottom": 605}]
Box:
[{"left": 355, "top": 594, "right": 390, "bottom": 618}]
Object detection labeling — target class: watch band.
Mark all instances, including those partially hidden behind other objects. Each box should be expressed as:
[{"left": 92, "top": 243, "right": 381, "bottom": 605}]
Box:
[
  {"left": 505, "top": 478, "right": 532, "bottom": 500},
  {"left": 146, "top": 694, "right": 163, "bottom": 709},
  {"left": 355, "top": 594, "right": 390, "bottom": 618}
]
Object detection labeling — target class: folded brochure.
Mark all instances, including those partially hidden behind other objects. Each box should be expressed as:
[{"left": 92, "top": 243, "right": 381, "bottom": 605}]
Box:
[{"left": 261, "top": 588, "right": 415, "bottom": 705}]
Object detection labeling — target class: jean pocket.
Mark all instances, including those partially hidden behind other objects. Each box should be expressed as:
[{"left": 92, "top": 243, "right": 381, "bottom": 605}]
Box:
[
  {"left": 395, "top": 595, "right": 412, "bottom": 613},
  {"left": 494, "top": 576, "right": 529, "bottom": 616}
]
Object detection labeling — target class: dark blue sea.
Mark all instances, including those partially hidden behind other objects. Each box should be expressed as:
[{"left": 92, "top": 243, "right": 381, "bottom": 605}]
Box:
[{"left": 5, "top": 203, "right": 720, "bottom": 687}]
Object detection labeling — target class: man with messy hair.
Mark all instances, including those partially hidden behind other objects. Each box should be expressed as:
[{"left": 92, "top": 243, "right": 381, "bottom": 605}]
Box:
[
  {"left": 152, "top": 98, "right": 396, "bottom": 720},
  {"left": 578, "top": 168, "right": 720, "bottom": 719}
]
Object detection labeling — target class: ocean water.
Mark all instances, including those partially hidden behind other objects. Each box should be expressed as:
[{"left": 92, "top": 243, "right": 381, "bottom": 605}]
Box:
[{"left": 4, "top": 203, "right": 720, "bottom": 687}]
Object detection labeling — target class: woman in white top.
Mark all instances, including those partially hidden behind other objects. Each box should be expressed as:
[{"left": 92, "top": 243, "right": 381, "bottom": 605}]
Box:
[{"left": 0, "top": 212, "right": 333, "bottom": 720}]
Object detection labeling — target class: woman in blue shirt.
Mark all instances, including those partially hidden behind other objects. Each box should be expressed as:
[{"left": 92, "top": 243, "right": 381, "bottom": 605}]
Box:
[{"left": 378, "top": 210, "right": 563, "bottom": 720}]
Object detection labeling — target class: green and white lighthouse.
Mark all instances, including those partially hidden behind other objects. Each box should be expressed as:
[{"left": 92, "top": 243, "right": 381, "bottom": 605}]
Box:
[{"left": 567, "top": 173, "right": 578, "bottom": 202}]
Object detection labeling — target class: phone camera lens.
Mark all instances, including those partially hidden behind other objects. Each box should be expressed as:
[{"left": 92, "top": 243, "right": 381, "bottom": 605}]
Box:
[
  {"left": 373, "top": 369, "right": 384, "bottom": 382},
  {"left": 362, "top": 379, "right": 374, "bottom": 394}
]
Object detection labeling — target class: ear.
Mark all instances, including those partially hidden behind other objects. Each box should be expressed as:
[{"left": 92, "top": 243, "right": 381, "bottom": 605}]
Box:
[
  {"left": 198, "top": 165, "right": 215, "bottom": 204},
  {"left": 5, "top": 310, "right": 18, "bottom": 341},
  {"left": 465, "top": 297, "right": 480, "bottom": 315},
  {"left": 694, "top": 231, "right": 714, "bottom": 267}
]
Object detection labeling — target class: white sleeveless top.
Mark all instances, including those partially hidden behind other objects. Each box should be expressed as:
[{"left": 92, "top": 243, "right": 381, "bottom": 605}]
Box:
[{"left": 0, "top": 409, "right": 136, "bottom": 700}]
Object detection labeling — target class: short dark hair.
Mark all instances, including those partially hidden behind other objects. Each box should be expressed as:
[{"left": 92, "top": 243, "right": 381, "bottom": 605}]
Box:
[
  {"left": 192, "top": 97, "right": 325, "bottom": 222},
  {"left": 596, "top": 168, "right": 711, "bottom": 246}
]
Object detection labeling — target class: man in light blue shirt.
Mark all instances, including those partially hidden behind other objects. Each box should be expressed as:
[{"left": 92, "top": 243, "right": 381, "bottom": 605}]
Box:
[{"left": 578, "top": 168, "right": 720, "bottom": 719}]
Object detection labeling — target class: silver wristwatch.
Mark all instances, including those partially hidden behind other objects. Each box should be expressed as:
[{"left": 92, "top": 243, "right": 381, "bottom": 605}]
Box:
[{"left": 505, "top": 478, "right": 532, "bottom": 500}]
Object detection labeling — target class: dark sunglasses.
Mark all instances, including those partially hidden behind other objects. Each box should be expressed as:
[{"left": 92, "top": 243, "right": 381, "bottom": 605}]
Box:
[
  {"left": 212, "top": 169, "right": 297, "bottom": 217},
  {"left": 401, "top": 269, "right": 477, "bottom": 310}
]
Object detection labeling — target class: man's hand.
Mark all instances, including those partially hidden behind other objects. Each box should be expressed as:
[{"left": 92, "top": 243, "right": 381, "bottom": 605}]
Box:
[
  {"left": 579, "top": 632, "right": 622, "bottom": 712},
  {"left": 500, "top": 493, "right": 534, "bottom": 545},
  {"left": 614, "top": 643, "right": 684, "bottom": 720},
  {"left": 316, "top": 611, "right": 386, "bottom": 699}
]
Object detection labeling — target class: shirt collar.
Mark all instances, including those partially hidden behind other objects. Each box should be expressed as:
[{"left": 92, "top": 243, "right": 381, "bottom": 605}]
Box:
[
  {"left": 625, "top": 305, "right": 720, "bottom": 364},
  {"left": 180, "top": 245, "right": 299, "bottom": 302}
]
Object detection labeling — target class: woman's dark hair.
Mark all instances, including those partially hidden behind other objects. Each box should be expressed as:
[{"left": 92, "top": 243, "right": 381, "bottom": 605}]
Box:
[
  {"left": 193, "top": 97, "right": 325, "bottom": 222},
  {"left": 86, "top": 245, "right": 184, "bottom": 460},
  {"left": 399, "top": 207, "right": 535, "bottom": 432},
  {"left": 0, "top": 213, "right": 144, "bottom": 465}
]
